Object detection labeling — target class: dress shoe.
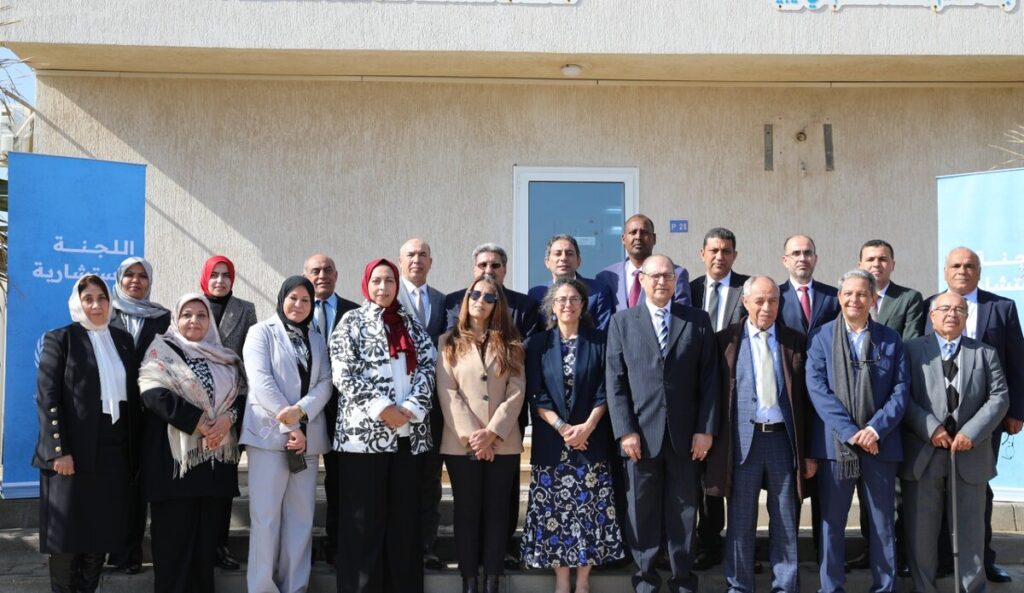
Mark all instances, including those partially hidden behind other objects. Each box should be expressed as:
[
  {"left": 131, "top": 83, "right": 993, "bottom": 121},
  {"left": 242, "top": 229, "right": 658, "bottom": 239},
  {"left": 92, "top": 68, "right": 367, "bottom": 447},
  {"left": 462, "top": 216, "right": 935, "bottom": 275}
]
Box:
[
  {"left": 503, "top": 552, "right": 521, "bottom": 571},
  {"left": 692, "top": 551, "right": 722, "bottom": 571},
  {"left": 462, "top": 576, "right": 480, "bottom": 593},
  {"left": 214, "top": 546, "right": 240, "bottom": 571},
  {"left": 936, "top": 564, "right": 954, "bottom": 578},
  {"left": 424, "top": 552, "right": 444, "bottom": 571},
  {"left": 120, "top": 561, "right": 142, "bottom": 575},
  {"left": 484, "top": 575, "right": 500, "bottom": 593},
  {"left": 753, "top": 561, "right": 763, "bottom": 574},
  {"left": 985, "top": 563, "right": 1012, "bottom": 583},
  {"left": 845, "top": 552, "right": 869, "bottom": 570}
]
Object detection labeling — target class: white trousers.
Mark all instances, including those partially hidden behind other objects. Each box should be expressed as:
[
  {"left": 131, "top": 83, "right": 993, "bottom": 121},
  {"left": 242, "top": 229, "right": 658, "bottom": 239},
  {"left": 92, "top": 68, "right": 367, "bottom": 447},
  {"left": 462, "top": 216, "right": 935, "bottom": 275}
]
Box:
[{"left": 246, "top": 446, "right": 319, "bottom": 593}]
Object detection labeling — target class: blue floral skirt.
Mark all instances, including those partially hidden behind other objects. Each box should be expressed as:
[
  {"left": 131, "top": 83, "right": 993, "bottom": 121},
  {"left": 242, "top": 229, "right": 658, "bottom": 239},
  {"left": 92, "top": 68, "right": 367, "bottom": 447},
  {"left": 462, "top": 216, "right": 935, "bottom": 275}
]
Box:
[{"left": 520, "top": 449, "right": 626, "bottom": 568}]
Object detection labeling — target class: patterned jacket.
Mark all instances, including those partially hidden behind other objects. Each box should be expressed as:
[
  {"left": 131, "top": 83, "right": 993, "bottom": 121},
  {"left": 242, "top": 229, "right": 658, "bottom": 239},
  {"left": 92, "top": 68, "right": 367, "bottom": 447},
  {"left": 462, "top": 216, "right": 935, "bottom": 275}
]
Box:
[{"left": 329, "top": 300, "right": 437, "bottom": 454}]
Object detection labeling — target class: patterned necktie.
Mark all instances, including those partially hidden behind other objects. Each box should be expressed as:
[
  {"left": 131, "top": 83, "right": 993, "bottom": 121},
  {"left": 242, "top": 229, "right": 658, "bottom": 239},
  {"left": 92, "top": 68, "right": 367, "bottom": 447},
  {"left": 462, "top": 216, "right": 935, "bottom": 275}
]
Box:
[
  {"left": 314, "top": 300, "right": 327, "bottom": 337},
  {"left": 756, "top": 331, "right": 778, "bottom": 408},
  {"left": 655, "top": 308, "right": 669, "bottom": 357},
  {"left": 628, "top": 270, "right": 641, "bottom": 308},
  {"left": 797, "top": 285, "right": 812, "bottom": 325},
  {"left": 707, "top": 281, "right": 721, "bottom": 332},
  {"left": 942, "top": 342, "right": 960, "bottom": 433}
]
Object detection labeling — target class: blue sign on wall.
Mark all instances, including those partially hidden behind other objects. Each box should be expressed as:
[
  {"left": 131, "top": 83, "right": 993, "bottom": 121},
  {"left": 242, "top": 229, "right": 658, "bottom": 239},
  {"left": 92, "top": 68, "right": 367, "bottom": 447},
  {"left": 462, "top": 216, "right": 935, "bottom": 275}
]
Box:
[
  {"left": 937, "top": 167, "right": 1024, "bottom": 502},
  {"left": 2, "top": 153, "right": 146, "bottom": 499}
]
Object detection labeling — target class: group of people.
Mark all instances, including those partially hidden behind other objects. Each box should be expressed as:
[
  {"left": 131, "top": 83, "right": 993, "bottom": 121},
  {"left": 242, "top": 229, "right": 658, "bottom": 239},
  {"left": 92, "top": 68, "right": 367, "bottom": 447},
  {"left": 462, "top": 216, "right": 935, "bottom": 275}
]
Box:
[{"left": 32, "top": 213, "right": 1022, "bottom": 593}]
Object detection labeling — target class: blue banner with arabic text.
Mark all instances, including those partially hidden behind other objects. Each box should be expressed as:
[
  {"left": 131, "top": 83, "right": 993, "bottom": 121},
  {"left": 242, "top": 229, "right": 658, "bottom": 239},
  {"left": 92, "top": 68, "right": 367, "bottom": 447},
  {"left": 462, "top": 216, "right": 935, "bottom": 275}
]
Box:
[
  {"left": 937, "top": 167, "right": 1024, "bottom": 502},
  {"left": 2, "top": 153, "right": 146, "bottom": 498}
]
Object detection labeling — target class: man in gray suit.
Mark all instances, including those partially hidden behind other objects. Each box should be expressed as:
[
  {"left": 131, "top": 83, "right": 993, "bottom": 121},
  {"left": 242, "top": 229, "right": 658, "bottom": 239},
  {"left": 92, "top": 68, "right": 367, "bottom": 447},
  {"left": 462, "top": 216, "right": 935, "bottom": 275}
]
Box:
[
  {"left": 901, "top": 292, "right": 1008, "bottom": 593},
  {"left": 606, "top": 254, "right": 719, "bottom": 593},
  {"left": 395, "top": 238, "right": 448, "bottom": 570}
]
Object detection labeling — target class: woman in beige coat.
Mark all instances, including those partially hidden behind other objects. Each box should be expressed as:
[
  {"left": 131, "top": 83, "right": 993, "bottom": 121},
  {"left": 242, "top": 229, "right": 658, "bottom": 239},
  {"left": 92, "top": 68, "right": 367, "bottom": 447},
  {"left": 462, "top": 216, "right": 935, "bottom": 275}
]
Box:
[{"left": 437, "top": 275, "right": 526, "bottom": 593}]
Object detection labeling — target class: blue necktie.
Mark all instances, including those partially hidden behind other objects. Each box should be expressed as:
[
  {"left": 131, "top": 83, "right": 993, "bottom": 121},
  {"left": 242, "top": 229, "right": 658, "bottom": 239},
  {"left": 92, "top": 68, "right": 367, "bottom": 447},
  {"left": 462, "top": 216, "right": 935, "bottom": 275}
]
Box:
[{"left": 655, "top": 308, "right": 668, "bottom": 357}]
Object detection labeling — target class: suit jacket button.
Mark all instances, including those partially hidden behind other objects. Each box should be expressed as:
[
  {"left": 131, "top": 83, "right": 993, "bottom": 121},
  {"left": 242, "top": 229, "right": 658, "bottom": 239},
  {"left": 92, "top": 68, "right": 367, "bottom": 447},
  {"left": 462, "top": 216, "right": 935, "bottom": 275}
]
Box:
[
  {"left": 55, "top": 446, "right": 62, "bottom": 453},
  {"left": 51, "top": 420, "right": 58, "bottom": 426},
  {"left": 49, "top": 407, "right": 57, "bottom": 413},
  {"left": 53, "top": 433, "right": 60, "bottom": 439}
]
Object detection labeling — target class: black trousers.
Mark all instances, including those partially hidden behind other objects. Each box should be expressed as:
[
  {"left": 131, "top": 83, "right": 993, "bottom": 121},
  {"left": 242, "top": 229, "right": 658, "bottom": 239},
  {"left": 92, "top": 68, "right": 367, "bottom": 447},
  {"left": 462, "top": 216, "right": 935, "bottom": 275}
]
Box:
[
  {"left": 48, "top": 553, "right": 105, "bottom": 593},
  {"left": 420, "top": 407, "right": 445, "bottom": 556},
  {"left": 150, "top": 496, "right": 227, "bottom": 593},
  {"left": 324, "top": 449, "right": 341, "bottom": 552},
  {"left": 336, "top": 440, "right": 424, "bottom": 593},
  {"left": 504, "top": 412, "right": 529, "bottom": 557},
  {"left": 108, "top": 477, "right": 146, "bottom": 567},
  {"left": 696, "top": 488, "right": 725, "bottom": 556},
  {"left": 446, "top": 453, "right": 520, "bottom": 578}
]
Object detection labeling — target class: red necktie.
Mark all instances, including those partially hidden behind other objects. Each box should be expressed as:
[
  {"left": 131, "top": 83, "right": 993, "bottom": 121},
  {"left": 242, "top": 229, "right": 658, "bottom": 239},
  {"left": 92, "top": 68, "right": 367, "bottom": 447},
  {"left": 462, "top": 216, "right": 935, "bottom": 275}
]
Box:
[
  {"left": 798, "top": 285, "right": 812, "bottom": 324},
  {"left": 628, "top": 270, "right": 641, "bottom": 308}
]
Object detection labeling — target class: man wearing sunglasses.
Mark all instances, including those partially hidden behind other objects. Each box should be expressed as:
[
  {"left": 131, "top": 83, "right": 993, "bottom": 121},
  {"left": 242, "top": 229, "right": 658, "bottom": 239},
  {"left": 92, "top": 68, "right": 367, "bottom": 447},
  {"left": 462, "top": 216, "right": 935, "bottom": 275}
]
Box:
[
  {"left": 806, "top": 268, "right": 909, "bottom": 593},
  {"left": 443, "top": 242, "right": 541, "bottom": 570}
]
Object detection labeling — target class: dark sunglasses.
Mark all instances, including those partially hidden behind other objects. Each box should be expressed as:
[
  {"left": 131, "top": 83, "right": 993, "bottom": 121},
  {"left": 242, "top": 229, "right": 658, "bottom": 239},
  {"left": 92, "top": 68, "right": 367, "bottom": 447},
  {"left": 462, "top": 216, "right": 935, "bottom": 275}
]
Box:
[{"left": 469, "top": 290, "right": 498, "bottom": 304}]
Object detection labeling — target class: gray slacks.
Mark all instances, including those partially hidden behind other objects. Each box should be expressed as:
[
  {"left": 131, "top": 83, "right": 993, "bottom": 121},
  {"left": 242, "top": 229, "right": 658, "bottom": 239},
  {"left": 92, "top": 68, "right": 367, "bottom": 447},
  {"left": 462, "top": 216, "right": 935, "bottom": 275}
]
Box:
[{"left": 246, "top": 446, "right": 320, "bottom": 593}]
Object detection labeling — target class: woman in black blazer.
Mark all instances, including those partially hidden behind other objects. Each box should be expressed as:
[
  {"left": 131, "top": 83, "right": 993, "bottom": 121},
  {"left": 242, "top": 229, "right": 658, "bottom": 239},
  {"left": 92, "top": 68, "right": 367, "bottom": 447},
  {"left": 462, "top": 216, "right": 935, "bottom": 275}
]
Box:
[
  {"left": 106, "top": 256, "right": 170, "bottom": 573},
  {"left": 199, "top": 254, "right": 256, "bottom": 569},
  {"left": 520, "top": 278, "right": 624, "bottom": 593},
  {"left": 34, "top": 275, "right": 140, "bottom": 593},
  {"left": 138, "top": 293, "right": 246, "bottom": 593}
]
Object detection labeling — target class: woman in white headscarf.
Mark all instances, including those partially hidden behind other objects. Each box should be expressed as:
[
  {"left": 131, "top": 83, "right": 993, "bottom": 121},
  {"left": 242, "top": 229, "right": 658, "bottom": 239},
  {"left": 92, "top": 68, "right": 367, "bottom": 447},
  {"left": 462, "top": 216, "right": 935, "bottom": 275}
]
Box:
[
  {"left": 33, "top": 274, "right": 140, "bottom": 593},
  {"left": 107, "top": 255, "right": 170, "bottom": 574},
  {"left": 138, "top": 294, "right": 246, "bottom": 593}
]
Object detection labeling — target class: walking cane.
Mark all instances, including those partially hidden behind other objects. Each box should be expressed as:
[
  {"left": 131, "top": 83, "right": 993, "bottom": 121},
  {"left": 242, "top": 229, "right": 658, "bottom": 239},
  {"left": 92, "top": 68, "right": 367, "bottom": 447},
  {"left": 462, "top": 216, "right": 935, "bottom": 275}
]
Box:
[{"left": 950, "top": 448, "right": 960, "bottom": 593}]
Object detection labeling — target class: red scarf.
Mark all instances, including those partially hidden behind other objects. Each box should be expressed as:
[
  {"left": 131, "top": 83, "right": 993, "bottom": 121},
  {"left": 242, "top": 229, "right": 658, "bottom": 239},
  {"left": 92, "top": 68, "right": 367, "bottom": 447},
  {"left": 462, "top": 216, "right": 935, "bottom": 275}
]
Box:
[
  {"left": 361, "top": 258, "right": 417, "bottom": 374},
  {"left": 200, "top": 255, "right": 236, "bottom": 297}
]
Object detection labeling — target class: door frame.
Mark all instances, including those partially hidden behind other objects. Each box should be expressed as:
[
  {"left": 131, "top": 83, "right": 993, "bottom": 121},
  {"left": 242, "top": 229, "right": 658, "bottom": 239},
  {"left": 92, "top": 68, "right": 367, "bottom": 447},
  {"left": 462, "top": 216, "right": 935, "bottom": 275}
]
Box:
[{"left": 511, "top": 166, "right": 639, "bottom": 291}]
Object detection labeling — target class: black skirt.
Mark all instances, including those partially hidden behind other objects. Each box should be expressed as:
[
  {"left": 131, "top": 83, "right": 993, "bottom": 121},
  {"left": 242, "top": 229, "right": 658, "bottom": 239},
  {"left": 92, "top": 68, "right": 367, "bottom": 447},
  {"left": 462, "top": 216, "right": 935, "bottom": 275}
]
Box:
[{"left": 39, "top": 415, "right": 129, "bottom": 554}]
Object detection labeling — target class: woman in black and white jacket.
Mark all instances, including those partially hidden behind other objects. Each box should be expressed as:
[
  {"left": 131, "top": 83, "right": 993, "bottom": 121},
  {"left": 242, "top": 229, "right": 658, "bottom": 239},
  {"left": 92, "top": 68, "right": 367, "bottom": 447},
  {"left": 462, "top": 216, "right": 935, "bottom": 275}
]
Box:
[{"left": 329, "top": 258, "right": 436, "bottom": 593}]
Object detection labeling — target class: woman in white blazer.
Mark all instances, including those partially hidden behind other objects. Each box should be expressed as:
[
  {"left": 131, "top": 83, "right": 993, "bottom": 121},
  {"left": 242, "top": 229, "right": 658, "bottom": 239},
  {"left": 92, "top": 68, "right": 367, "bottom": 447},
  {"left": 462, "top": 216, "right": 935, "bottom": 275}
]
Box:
[{"left": 241, "top": 276, "right": 332, "bottom": 593}]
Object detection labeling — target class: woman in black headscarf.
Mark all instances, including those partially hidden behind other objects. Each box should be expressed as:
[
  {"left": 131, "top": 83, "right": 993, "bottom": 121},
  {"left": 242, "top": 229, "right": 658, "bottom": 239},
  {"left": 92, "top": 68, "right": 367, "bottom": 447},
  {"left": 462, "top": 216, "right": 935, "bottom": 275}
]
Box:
[
  {"left": 34, "top": 274, "right": 140, "bottom": 593},
  {"left": 240, "top": 276, "right": 333, "bottom": 593}
]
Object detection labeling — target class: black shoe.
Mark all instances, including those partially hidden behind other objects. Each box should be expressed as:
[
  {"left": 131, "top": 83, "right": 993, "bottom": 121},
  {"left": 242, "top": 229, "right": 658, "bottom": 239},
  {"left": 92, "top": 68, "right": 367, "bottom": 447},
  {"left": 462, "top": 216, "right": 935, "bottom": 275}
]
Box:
[
  {"left": 214, "top": 546, "right": 240, "bottom": 571},
  {"left": 424, "top": 552, "right": 444, "bottom": 571},
  {"left": 121, "top": 561, "right": 142, "bottom": 575},
  {"left": 845, "top": 552, "right": 869, "bottom": 570},
  {"left": 503, "top": 552, "right": 521, "bottom": 571},
  {"left": 323, "top": 542, "right": 336, "bottom": 566},
  {"left": 753, "top": 561, "right": 763, "bottom": 575},
  {"left": 692, "top": 551, "right": 722, "bottom": 571},
  {"left": 936, "top": 564, "right": 954, "bottom": 579},
  {"left": 986, "top": 564, "right": 1012, "bottom": 583},
  {"left": 483, "top": 575, "right": 499, "bottom": 593},
  {"left": 462, "top": 576, "right": 480, "bottom": 593}
]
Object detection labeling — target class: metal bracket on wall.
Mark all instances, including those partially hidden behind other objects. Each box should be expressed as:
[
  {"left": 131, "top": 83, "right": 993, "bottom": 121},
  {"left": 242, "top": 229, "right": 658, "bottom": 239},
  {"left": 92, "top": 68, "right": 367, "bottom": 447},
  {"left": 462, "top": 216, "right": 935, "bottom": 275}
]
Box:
[
  {"left": 764, "top": 124, "right": 774, "bottom": 171},
  {"left": 823, "top": 123, "right": 834, "bottom": 171}
]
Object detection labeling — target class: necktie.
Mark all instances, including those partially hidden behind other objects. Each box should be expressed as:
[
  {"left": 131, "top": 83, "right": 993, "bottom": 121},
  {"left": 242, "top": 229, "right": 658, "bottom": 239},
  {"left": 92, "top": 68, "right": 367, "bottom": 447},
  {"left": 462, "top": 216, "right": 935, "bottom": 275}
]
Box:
[
  {"left": 797, "top": 286, "right": 812, "bottom": 325},
  {"left": 707, "top": 281, "right": 721, "bottom": 332},
  {"left": 942, "top": 342, "right": 960, "bottom": 434},
  {"left": 413, "top": 288, "right": 426, "bottom": 325},
  {"left": 314, "top": 300, "right": 327, "bottom": 337},
  {"left": 756, "top": 331, "right": 778, "bottom": 409},
  {"left": 655, "top": 308, "right": 669, "bottom": 357},
  {"left": 628, "top": 270, "right": 641, "bottom": 308}
]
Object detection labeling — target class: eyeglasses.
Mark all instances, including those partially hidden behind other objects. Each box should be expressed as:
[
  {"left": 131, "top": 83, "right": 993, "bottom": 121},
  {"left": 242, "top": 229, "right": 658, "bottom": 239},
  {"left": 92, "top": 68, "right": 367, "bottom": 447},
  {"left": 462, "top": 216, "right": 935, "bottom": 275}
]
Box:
[
  {"left": 469, "top": 290, "right": 498, "bottom": 304},
  {"left": 475, "top": 262, "right": 504, "bottom": 271},
  {"left": 786, "top": 249, "right": 815, "bottom": 258},
  {"left": 641, "top": 272, "right": 676, "bottom": 283},
  {"left": 933, "top": 305, "right": 968, "bottom": 317},
  {"left": 553, "top": 296, "right": 583, "bottom": 306}
]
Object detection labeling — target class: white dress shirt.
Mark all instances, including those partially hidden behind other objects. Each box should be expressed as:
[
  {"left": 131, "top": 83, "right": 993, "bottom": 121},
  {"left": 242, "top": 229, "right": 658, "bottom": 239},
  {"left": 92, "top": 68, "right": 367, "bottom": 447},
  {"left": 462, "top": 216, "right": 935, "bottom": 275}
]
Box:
[
  {"left": 705, "top": 272, "right": 732, "bottom": 331},
  {"left": 745, "top": 320, "right": 784, "bottom": 423},
  {"left": 645, "top": 299, "right": 670, "bottom": 337},
  {"left": 401, "top": 277, "right": 431, "bottom": 324},
  {"left": 954, "top": 287, "right": 980, "bottom": 339},
  {"left": 790, "top": 278, "right": 815, "bottom": 309}
]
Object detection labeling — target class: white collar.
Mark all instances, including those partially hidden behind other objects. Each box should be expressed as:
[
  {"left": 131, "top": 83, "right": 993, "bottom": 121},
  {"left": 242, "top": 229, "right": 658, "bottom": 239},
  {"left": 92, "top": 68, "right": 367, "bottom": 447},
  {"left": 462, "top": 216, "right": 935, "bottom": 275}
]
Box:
[
  {"left": 745, "top": 320, "right": 775, "bottom": 339},
  {"left": 401, "top": 276, "right": 428, "bottom": 295},
  {"left": 707, "top": 271, "right": 731, "bottom": 287}
]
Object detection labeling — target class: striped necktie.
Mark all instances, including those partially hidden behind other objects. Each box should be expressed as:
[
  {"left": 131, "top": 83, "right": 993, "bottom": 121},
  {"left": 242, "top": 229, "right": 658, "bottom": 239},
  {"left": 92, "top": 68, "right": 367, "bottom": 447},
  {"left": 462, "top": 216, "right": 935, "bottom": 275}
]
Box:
[{"left": 655, "top": 308, "right": 669, "bottom": 357}]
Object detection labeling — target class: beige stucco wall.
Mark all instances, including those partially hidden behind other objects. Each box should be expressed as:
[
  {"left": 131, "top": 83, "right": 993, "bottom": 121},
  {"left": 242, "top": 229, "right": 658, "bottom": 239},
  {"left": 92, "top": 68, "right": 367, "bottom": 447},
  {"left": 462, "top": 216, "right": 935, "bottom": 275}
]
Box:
[{"left": 29, "top": 74, "right": 1023, "bottom": 316}]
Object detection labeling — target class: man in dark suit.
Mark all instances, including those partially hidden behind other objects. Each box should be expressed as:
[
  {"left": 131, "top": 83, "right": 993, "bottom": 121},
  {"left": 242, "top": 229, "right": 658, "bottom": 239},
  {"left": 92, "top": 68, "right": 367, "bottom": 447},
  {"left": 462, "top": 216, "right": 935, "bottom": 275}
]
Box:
[
  {"left": 444, "top": 242, "right": 541, "bottom": 339},
  {"left": 395, "top": 238, "right": 448, "bottom": 571},
  {"left": 925, "top": 246, "right": 1024, "bottom": 583},
  {"left": 807, "top": 269, "right": 909, "bottom": 593},
  {"left": 606, "top": 254, "right": 718, "bottom": 593},
  {"left": 848, "top": 239, "right": 924, "bottom": 573},
  {"left": 527, "top": 233, "right": 615, "bottom": 331},
  {"left": 705, "top": 275, "right": 815, "bottom": 593},
  {"left": 778, "top": 234, "right": 840, "bottom": 334},
  {"left": 902, "top": 292, "right": 1008, "bottom": 593},
  {"left": 688, "top": 227, "right": 749, "bottom": 570},
  {"left": 303, "top": 252, "right": 359, "bottom": 564},
  {"left": 597, "top": 214, "right": 691, "bottom": 313},
  {"left": 443, "top": 242, "right": 540, "bottom": 569}
]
